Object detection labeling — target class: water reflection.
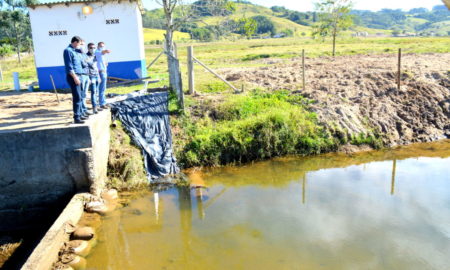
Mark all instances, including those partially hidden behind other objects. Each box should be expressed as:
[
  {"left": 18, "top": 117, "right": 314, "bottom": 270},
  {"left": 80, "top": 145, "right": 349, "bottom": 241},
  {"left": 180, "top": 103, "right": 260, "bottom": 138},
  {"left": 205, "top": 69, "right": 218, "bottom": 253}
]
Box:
[
  {"left": 86, "top": 140, "right": 450, "bottom": 270},
  {"left": 391, "top": 159, "right": 396, "bottom": 195}
]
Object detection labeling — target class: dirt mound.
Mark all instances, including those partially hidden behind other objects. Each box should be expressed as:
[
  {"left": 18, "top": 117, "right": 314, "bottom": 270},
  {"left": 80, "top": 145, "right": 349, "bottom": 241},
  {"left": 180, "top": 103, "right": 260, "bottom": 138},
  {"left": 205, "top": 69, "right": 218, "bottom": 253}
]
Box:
[{"left": 221, "top": 53, "right": 450, "bottom": 146}]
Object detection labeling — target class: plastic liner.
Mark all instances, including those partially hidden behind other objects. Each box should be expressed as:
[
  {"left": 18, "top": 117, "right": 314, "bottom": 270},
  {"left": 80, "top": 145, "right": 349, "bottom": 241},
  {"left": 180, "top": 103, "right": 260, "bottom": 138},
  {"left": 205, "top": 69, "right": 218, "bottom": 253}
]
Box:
[{"left": 110, "top": 91, "right": 179, "bottom": 180}]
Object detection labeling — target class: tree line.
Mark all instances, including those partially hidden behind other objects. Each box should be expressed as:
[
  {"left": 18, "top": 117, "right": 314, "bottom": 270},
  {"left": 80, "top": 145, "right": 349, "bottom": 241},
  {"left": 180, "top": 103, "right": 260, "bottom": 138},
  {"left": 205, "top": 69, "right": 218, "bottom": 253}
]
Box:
[{"left": 0, "top": 0, "right": 36, "bottom": 61}]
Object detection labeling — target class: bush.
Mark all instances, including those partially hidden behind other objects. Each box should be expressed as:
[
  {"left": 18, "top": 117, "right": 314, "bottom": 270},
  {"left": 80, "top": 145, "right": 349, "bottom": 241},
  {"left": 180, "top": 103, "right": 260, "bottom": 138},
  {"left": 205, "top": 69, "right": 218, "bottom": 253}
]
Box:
[
  {"left": 251, "top": 15, "right": 276, "bottom": 35},
  {"left": 177, "top": 90, "right": 337, "bottom": 167},
  {"left": 190, "top": 27, "right": 214, "bottom": 41},
  {"left": 280, "top": 29, "right": 294, "bottom": 37},
  {"left": 0, "top": 44, "right": 13, "bottom": 58}
]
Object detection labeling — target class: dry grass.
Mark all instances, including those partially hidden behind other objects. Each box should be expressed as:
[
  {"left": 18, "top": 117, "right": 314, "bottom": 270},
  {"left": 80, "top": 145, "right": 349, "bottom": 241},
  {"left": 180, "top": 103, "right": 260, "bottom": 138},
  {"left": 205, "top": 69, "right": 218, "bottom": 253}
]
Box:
[
  {"left": 0, "top": 237, "right": 22, "bottom": 268},
  {"left": 107, "top": 121, "right": 148, "bottom": 190}
]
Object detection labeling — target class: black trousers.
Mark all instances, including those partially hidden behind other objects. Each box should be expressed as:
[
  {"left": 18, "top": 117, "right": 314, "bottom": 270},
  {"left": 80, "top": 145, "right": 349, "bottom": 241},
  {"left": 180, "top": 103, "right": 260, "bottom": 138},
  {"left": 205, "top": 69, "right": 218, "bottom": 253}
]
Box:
[{"left": 66, "top": 74, "right": 83, "bottom": 121}]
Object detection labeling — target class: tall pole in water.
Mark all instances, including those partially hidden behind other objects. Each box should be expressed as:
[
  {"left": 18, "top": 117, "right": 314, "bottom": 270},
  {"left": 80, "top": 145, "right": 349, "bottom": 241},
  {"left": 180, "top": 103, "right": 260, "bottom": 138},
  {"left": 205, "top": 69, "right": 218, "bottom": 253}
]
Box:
[
  {"left": 177, "top": 185, "right": 193, "bottom": 259},
  {"left": 391, "top": 159, "right": 397, "bottom": 195}
]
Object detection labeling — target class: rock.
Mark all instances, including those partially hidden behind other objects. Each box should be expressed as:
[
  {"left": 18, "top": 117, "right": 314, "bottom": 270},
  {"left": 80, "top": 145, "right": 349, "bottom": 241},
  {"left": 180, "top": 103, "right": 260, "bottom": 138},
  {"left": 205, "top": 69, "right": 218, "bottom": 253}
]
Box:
[
  {"left": 85, "top": 201, "right": 108, "bottom": 215},
  {"left": 60, "top": 254, "right": 86, "bottom": 270},
  {"left": 72, "top": 227, "right": 95, "bottom": 240},
  {"left": 101, "top": 189, "right": 119, "bottom": 201},
  {"left": 67, "top": 240, "right": 92, "bottom": 257},
  {"left": 52, "top": 262, "right": 74, "bottom": 270}
]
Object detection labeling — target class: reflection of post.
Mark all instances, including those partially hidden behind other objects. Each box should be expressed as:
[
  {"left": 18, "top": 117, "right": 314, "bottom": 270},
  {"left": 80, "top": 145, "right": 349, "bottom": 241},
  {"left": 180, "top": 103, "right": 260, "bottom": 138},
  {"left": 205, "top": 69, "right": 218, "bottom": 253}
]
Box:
[
  {"left": 196, "top": 188, "right": 205, "bottom": 220},
  {"left": 391, "top": 159, "right": 397, "bottom": 195},
  {"left": 177, "top": 186, "right": 193, "bottom": 261},
  {"left": 302, "top": 174, "right": 307, "bottom": 204},
  {"left": 154, "top": 192, "right": 159, "bottom": 222}
]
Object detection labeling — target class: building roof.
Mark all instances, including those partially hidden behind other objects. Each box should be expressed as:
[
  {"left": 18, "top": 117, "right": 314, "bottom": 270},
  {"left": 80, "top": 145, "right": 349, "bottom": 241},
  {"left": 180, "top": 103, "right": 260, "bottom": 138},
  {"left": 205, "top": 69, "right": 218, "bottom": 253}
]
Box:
[{"left": 28, "top": 0, "right": 144, "bottom": 13}]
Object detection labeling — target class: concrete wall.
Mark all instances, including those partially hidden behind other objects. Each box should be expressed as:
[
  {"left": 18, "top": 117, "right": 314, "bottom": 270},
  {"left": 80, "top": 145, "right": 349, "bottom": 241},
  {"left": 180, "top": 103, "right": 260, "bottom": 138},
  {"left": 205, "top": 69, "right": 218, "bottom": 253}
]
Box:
[{"left": 0, "top": 111, "right": 110, "bottom": 231}]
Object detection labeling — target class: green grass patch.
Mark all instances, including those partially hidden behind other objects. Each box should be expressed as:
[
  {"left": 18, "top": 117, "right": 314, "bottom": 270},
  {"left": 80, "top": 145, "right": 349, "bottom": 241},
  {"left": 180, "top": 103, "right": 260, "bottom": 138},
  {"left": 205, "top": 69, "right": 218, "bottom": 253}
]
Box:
[
  {"left": 198, "top": 81, "right": 230, "bottom": 93},
  {"left": 175, "top": 90, "right": 339, "bottom": 167}
]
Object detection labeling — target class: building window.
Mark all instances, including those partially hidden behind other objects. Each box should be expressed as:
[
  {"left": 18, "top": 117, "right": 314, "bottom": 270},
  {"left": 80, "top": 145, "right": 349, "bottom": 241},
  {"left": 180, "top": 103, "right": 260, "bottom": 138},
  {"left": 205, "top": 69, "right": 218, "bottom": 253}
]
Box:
[
  {"left": 48, "top": 30, "right": 67, "bottom": 36},
  {"left": 106, "top": 19, "right": 120, "bottom": 24}
]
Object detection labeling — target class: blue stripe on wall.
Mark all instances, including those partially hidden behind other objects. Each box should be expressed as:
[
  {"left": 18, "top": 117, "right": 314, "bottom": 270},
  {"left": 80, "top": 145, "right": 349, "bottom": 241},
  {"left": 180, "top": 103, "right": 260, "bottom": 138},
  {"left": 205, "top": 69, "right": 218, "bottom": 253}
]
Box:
[{"left": 36, "top": 59, "right": 147, "bottom": 90}]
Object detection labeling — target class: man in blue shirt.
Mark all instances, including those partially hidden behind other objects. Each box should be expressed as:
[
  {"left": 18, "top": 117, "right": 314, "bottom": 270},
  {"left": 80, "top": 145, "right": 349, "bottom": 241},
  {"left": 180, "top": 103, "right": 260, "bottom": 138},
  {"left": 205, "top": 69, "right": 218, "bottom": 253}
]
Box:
[
  {"left": 63, "top": 36, "right": 87, "bottom": 124},
  {"left": 76, "top": 39, "right": 92, "bottom": 118},
  {"left": 95, "top": 41, "right": 111, "bottom": 109}
]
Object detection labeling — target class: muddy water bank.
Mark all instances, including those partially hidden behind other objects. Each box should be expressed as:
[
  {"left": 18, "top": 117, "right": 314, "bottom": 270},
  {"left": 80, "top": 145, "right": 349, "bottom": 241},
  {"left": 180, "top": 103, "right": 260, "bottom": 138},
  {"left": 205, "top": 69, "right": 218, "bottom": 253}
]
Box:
[{"left": 86, "top": 140, "right": 450, "bottom": 270}]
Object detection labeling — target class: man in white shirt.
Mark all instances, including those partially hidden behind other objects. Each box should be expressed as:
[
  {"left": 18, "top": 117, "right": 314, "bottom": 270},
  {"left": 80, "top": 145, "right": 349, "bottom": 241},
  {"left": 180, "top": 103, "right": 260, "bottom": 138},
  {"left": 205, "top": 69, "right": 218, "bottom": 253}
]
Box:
[{"left": 95, "top": 41, "right": 111, "bottom": 108}]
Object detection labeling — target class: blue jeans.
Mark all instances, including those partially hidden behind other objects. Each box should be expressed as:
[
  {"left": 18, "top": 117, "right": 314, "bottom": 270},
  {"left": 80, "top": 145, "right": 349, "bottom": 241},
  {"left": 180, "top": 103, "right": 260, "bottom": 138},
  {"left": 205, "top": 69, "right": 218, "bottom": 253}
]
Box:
[
  {"left": 80, "top": 75, "right": 90, "bottom": 113},
  {"left": 66, "top": 74, "right": 82, "bottom": 121},
  {"left": 98, "top": 71, "right": 107, "bottom": 106},
  {"left": 90, "top": 76, "right": 100, "bottom": 109}
]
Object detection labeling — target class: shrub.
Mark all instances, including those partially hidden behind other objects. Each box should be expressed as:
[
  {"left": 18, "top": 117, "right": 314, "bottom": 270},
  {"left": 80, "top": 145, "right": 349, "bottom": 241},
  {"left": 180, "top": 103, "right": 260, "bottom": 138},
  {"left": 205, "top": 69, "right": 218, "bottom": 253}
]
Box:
[
  {"left": 0, "top": 44, "right": 13, "bottom": 58},
  {"left": 177, "top": 90, "right": 337, "bottom": 167}
]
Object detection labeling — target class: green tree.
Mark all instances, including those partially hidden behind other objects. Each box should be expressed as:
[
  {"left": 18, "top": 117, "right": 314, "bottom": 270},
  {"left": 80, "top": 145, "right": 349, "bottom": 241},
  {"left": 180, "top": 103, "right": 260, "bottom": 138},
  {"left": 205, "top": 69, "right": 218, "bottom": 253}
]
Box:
[
  {"left": 251, "top": 15, "right": 276, "bottom": 35},
  {"left": 236, "top": 17, "right": 257, "bottom": 38},
  {"left": 0, "top": 0, "right": 35, "bottom": 63},
  {"left": 312, "top": 0, "right": 353, "bottom": 57}
]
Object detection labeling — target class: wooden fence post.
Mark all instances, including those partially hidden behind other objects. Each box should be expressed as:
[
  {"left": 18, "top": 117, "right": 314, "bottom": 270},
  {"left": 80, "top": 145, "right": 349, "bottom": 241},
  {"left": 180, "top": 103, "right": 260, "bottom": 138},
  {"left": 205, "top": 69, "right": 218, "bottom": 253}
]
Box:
[
  {"left": 173, "top": 42, "right": 178, "bottom": 59},
  {"left": 302, "top": 49, "right": 306, "bottom": 91},
  {"left": 187, "top": 46, "right": 195, "bottom": 95},
  {"left": 397, "top": 48, "right": 401, "bottom": 90}
]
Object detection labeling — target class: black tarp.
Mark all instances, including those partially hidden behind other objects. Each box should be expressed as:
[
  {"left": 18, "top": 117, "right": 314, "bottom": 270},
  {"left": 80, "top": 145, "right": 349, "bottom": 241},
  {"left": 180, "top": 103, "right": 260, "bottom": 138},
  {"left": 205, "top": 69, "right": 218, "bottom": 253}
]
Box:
[{"left": 110, "top": 91, "right": 179, "bottom": 180}]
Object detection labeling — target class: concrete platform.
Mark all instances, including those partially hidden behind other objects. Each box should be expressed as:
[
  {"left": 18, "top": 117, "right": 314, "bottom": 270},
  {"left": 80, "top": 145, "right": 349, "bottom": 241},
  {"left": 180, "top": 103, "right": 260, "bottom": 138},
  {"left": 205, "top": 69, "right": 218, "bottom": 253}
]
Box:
[
  {"left": 0, "top": 91, "right": 76, "bottom": 133},
  {"left": 0, "top": 92, "right": 111, "bottom": 231}
]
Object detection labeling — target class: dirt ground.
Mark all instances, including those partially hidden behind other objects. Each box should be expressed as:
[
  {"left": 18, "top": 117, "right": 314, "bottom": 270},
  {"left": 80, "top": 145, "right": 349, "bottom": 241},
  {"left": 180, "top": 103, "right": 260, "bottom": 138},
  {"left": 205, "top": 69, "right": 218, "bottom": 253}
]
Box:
[
  {"left": 221, "top": 53, "right": 450, "bottom": 145},
  {"left": 0, "top": 91, "right": 76, "bottom": 133}
]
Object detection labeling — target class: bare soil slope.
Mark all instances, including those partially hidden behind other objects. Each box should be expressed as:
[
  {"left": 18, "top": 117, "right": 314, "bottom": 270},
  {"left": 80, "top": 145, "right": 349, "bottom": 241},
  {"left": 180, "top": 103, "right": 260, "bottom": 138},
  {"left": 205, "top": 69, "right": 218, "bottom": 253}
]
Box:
[{"left": 222, "top": 53, "right": 450, "bottom": 145}]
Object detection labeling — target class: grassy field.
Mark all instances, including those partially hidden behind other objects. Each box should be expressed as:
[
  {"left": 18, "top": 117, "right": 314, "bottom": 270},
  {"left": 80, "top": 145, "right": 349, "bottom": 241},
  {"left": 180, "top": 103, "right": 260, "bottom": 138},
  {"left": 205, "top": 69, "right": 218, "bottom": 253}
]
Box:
[
  {"left": 1, "top": 36, "right": 449, "bottom": 93},
  {"left": 144, "top": 36, "right": 450, "bottom": 95},
  {"left": 143, "top": 28, "right": 191, "bottom": 44}
]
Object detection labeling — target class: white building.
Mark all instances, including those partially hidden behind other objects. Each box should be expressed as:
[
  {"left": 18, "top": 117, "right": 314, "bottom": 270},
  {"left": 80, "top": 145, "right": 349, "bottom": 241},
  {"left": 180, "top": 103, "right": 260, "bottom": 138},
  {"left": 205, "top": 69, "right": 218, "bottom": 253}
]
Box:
[{"left": 27, "top": 0, "right": 146, "bottom": 90}]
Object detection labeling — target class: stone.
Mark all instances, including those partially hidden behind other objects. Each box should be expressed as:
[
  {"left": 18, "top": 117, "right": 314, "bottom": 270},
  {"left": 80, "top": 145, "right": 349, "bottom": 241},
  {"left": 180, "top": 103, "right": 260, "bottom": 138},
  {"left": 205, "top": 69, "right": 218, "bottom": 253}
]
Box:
[
  {"left": 71, "top": 227, "right": 95, "bottom": 240},
  {"left": 101, "top": 189, "right": 119, "bottom": 201},
  {"left": 60, "top": 254, "right": 86, "bottom": 270},
  {"left": 67, "top": 240, "right": 92, "bottom": 257}
]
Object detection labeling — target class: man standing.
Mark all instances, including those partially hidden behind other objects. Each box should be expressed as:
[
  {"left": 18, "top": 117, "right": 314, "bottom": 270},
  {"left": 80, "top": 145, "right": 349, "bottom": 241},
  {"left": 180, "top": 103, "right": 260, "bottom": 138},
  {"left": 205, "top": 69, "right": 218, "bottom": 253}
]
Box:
[
  {"left": 86, "top": 43, "right": 101, "bottom": 114},
  {"left": 95, "top": 41, "right": 111, "bottom": 109},
  {"left": 63, "top": 36, "right": 86, "bottom": 124},
  {"left": 77, "top": 39, "right": 92, "bottom": 118}
]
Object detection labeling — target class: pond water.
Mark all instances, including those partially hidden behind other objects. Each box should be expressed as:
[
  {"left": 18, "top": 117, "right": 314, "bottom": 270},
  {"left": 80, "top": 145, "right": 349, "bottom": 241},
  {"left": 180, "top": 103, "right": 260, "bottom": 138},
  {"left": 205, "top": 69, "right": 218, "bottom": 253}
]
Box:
[{"left": 86, "top": 140, "right": 450, "bottom": 270}]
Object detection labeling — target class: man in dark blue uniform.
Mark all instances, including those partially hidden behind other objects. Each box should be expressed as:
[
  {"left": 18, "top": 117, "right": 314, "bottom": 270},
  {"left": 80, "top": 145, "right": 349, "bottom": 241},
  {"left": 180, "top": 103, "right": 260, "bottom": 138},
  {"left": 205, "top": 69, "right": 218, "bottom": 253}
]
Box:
[{"left": 63, "top": 36, "right": 87, "bottom": 124}]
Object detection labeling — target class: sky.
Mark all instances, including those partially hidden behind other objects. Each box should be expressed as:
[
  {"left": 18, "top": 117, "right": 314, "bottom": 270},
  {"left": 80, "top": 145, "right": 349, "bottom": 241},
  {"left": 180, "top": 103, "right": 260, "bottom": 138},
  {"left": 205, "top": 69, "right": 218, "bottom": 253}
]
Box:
[{"left": 142, "top": 0, "right": 444, "bottom": 12}]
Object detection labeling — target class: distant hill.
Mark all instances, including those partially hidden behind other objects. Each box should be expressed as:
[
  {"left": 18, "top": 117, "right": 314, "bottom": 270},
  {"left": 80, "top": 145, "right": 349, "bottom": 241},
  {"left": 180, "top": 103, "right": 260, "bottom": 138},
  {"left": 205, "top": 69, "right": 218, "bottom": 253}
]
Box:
[
  {"left": 351, "top": 5, "right": 450, "bottom": 36},
  {"left": 142, "top": 1, "right": 450, "bottom": 41}
]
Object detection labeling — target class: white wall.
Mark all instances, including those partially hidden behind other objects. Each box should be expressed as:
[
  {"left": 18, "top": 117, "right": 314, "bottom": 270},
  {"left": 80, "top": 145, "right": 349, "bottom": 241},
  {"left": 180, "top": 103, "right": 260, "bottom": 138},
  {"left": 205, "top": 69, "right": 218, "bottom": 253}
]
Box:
[{"left": 28, "top": 1, "right": 145, "bottom": 68}]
